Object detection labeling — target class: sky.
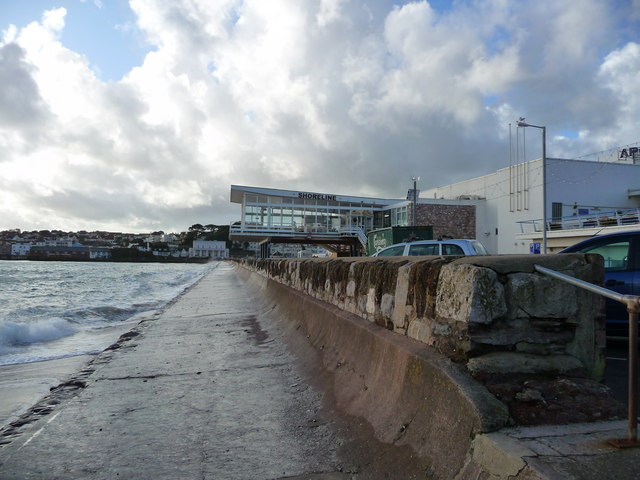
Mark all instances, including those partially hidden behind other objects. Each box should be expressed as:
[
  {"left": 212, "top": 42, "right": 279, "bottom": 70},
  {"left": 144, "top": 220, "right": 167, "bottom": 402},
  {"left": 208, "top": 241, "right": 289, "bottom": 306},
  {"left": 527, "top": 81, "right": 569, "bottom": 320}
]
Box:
[{"left": 1, "top": 0, "right": 640, "bottom": 233}]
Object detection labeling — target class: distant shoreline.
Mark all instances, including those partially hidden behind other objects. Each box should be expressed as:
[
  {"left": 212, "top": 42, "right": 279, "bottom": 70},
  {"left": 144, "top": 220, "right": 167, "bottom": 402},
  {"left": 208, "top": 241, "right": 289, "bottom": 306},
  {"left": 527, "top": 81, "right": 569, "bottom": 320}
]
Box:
[{"left": 0, "top": 257, "right": 212, "bottom": 264}]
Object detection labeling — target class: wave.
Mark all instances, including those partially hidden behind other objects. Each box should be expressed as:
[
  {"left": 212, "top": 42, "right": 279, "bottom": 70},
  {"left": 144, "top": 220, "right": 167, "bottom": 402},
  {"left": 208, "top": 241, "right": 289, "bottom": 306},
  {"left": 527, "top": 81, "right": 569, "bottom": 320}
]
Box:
[
  {"left": 0, "top": 318, "right": 77, "bottom": 355},
  {"left": 0, "top": 262, "right": 212, "bottom": 365}
]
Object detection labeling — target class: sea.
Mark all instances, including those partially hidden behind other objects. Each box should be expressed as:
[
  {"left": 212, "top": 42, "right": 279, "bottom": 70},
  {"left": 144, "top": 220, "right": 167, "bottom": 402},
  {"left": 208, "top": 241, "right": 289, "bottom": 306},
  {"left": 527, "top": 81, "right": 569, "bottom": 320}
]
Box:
[{"left": 0, "top": 260, "right": 213, "bottom": 367}]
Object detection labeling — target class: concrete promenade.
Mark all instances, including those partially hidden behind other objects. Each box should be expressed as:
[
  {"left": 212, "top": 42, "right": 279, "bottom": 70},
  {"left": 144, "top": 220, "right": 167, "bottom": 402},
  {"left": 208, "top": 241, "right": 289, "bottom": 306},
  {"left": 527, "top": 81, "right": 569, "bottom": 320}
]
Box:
[
  {"left": 4, "top": 260, "right": 640, "bottom": 479},
  {"left": 0, "top": 262, "right": 429, "bottom": 480}
]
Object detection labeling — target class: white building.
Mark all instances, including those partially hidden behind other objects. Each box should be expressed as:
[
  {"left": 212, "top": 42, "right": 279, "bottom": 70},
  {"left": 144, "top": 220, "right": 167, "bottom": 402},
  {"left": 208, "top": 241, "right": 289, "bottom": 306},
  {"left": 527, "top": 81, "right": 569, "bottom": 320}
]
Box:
[
  {"left": 145, "top": 233, "right": 164, "bottom": 243},
  {"left": 189, "top": 240, "right": 229, "bottom": 259},
  {"left": 89, "top": 248, "right": 112, "bottom": 259},
  {"left": 170, "top": 248, "right": 190, "bottom": 258},
  {"left": 423, "top": 156, "right": 640, "bottom": 254},
  {"left": 34, "top": 237, "right": 76, "bottom": 247},
  {"left": 162, "top": 233, "right": 179, "bottom": 243},
  {"left": 11, "top": 243, "right": 31, "bottom": 257},
  {"left": 229, "top": 184, "right": 479, "bottom": 256}
]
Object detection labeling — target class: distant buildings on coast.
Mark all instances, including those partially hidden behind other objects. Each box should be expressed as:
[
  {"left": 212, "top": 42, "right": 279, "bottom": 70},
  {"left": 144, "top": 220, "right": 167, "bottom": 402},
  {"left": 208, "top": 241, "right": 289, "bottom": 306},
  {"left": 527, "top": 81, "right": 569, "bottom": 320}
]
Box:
[{"left": 0, "top": 230, "right": 231, "bottom": 261}]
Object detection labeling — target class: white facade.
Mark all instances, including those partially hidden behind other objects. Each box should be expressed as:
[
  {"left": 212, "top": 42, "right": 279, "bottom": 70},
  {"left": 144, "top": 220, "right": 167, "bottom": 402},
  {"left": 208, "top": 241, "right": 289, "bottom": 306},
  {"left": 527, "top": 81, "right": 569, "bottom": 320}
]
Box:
[
  {"left": 89, "top": 248, "right": 111, "bottom": 259},
  {"left": 11, "top": 243, "right": 31, "bottom": 256},
  {"left": 423, "top": 158, "right": 640, "bottom": 254},
  {"left": 145, "top": 233, "right": 163, "bottom": 243},
  {"left": 189, "top": 240, "right": 229, "bottom": 258},
  {"left": 162, "top": 233, "right": 178, "bottom": 243}
]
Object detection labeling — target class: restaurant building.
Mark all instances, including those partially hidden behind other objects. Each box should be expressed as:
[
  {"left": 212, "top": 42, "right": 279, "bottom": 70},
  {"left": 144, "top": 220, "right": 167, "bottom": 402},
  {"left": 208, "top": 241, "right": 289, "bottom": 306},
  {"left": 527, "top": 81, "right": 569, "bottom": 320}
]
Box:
[{"left": 229, "top": 185, "right": 480, "bottom": 256}]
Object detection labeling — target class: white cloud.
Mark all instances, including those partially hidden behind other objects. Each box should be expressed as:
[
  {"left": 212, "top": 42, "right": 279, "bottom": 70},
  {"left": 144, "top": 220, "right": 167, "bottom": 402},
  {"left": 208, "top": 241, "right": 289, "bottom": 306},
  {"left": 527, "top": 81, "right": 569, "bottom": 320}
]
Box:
[
  {"left": 593, "top": 42, "right": 640, "bottom": 144},
  {"left": 316, "top": 0, "right": 348, "bottom": 27},
  {"left": 1, "top": 0, "right": 640, "bottom": 232}
]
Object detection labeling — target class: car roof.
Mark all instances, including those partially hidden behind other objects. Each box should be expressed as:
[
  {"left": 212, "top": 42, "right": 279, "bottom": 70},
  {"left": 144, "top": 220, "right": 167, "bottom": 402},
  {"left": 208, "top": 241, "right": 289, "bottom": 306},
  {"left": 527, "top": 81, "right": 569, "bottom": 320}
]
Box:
[
  {"left": 403, "top": 239, "right": 473, "bottom": 244},
  {"left": 560, "top": 230, "right": 640, "bottom": 252},
  {"left": 375, "top": 239, "right": 474, "bottom": 252},
  {"left": 379, "top": 239, "right": 475, "bottom": 249}
]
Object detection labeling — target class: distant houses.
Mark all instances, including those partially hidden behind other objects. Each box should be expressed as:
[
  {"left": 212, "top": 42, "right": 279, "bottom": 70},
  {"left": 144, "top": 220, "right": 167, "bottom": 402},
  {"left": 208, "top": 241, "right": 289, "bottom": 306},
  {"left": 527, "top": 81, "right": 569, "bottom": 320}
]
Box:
[
  {"left": 10, "top": 243, "right": 31, "bottom": 258},
  {"left": 29, "top": 245, "right": 91, "bottom": 260},
  {"left": 0, "top": 229, "right": 232, "bottom": 261}
]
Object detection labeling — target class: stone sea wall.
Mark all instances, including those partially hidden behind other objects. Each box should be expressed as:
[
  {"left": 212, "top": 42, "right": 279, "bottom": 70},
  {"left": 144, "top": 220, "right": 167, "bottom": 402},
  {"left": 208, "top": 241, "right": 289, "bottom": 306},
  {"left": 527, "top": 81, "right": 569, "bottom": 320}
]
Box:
[{"left": 241, "top": 254, "right": 622, "bottom": 425}]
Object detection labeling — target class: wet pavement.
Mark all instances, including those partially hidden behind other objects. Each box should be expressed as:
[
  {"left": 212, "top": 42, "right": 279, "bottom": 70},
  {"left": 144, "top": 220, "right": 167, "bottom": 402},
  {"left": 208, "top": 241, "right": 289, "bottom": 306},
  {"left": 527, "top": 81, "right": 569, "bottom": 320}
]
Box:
[
  {"left": 605, "top": 338, "right": 639, "bottom": 407},
  {"left": 0, "top": 262, "right": 431, "bottom": 480}
]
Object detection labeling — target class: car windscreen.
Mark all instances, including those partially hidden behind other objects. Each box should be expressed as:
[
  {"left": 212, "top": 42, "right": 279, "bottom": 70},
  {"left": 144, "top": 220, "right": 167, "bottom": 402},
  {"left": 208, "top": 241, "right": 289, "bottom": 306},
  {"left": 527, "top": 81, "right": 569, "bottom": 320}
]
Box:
[
  {"left": 576, "top": 240, "right": 631, "bottom": 271},
  {"left": 471, "top": 241, "right": 489, "bottom": 255}
]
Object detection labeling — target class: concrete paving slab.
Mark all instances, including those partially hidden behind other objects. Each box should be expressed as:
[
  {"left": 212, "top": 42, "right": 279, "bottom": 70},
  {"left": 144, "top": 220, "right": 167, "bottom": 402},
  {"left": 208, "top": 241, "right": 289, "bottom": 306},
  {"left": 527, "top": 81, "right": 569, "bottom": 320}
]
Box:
[{"left": 486, "top": 421, "right": 640, "bottom": 480}]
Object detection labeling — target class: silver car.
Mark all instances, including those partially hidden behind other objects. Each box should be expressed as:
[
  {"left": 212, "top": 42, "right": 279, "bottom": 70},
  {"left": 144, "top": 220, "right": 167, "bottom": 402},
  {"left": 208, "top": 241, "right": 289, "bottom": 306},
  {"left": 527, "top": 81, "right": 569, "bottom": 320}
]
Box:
[{"left": 371, "top": 239, "right": 489, "bottom": 257}]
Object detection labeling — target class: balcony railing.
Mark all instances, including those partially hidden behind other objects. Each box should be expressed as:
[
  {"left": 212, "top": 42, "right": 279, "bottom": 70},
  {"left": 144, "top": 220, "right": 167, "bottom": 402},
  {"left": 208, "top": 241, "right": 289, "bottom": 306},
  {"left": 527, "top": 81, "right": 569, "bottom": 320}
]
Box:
[
  {"left": 230, "top": 222, "right": 367, "bottom": 239},
  {"left": 518, "top": 208, "right": 640, "bottom": 234}
]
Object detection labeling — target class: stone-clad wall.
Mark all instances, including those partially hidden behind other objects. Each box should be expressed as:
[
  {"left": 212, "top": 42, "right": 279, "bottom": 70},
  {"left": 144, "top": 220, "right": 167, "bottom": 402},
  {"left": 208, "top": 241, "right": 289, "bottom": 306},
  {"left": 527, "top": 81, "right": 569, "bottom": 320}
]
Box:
[
  {"left": 412, "top": 204, "right": 476, "bottom": 239},
  {"left": 240, "top": 254, "right": 625, "bottom": 426},
  {"left": 241, "top": 254, "right": 606, "bottom": 383}
]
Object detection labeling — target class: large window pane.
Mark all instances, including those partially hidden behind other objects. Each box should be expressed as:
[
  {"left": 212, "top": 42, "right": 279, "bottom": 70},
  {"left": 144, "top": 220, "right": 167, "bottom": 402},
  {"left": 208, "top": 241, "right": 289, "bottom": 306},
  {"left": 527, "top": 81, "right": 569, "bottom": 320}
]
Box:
[
  {"left": 377, "top": 245, "right": 405, "bottom": 256},
  {"left": 582, "top": 241, "right": 630, "bottom": 271},
  {"left": 409, "top": 244, "right": 438, "bottom": 255},
  {"left": 442, "top": 244, "right": 465, "bottom": 255}
]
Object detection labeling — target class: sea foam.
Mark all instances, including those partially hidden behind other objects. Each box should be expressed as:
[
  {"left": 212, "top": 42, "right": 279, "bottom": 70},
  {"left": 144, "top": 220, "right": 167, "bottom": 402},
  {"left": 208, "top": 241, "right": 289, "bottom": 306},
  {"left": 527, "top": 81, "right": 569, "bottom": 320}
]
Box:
[
  {"left": 0, "top": 261, "right": 211, "bottom": 365},
  {"left": 0, "top": 318, "right": 77, "bottom": 355}
]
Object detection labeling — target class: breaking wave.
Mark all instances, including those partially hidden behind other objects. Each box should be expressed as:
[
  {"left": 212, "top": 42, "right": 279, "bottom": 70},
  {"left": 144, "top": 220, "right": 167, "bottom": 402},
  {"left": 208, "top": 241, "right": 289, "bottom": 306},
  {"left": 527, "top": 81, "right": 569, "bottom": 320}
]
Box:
[
  {"left": 0, "top": 318, "right": 77, "bottom": 355},
  {"left": 0, "top": 261, "right": 213, "bottom": 365}
]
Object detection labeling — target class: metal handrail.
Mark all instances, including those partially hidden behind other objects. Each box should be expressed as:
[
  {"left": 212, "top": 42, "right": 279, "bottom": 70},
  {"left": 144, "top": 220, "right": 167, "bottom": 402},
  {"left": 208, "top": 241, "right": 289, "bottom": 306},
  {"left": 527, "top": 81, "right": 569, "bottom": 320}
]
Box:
[
  {"left": 534, "top": 265, "right": 639, "bottom": 447},
  {"left": 518, "top": 207, "right": 640, "bottom": 234}
]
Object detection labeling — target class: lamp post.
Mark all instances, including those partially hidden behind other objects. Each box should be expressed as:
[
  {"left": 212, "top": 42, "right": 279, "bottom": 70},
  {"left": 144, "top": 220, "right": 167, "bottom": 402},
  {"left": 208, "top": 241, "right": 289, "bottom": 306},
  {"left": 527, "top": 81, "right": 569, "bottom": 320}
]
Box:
[
  {"left": 411, "top": 176, "right": 420, "bottom": 226},
  {"left": 516, "top": 118, "right": 547, "bottom": 254}
]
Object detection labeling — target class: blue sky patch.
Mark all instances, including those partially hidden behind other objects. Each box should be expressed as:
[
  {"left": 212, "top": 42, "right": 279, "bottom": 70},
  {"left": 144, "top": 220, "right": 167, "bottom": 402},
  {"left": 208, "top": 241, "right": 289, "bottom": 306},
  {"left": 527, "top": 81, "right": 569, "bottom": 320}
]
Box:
[{"left": 0, "top": 0, "right": 150, "bottom": 81}]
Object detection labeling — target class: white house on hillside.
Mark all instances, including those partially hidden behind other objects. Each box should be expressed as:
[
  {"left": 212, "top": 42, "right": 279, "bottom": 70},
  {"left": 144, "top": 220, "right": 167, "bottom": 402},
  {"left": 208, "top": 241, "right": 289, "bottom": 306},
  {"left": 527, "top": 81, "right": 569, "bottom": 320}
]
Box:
[
  {"left": 189, "top": 240, "right": 229, "bottom": 259},
  {"left": 11, "top": 243, "right": 31, "bottom": 257}
]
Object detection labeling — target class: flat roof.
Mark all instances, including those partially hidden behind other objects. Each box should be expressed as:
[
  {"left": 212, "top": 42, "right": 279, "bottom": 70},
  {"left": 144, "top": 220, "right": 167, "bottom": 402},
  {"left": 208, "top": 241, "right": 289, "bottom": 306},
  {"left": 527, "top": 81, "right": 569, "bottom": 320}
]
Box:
[{"left": 230, "top": 185, "right": 401, "bottom": 206}]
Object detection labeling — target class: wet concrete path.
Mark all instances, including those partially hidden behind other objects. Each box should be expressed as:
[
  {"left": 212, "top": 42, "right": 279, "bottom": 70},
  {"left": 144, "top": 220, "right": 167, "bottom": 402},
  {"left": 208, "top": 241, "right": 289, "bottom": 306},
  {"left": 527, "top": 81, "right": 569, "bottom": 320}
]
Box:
[{"left": 0, "top": 262, "right": 430, "bottom": 480}]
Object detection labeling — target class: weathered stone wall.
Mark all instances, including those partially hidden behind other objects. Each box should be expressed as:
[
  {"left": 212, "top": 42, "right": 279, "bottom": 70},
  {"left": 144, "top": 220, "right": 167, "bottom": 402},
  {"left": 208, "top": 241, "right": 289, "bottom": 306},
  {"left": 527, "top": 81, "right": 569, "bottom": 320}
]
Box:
[
  {"left": 411, "top": 203, "right": 476, "bottom": 239},
  {"left": 244, "top": 255, "right": 603, "bottom": 371},
  {"left": 240, "top": 254, "right": 621, "bottom": 426}
]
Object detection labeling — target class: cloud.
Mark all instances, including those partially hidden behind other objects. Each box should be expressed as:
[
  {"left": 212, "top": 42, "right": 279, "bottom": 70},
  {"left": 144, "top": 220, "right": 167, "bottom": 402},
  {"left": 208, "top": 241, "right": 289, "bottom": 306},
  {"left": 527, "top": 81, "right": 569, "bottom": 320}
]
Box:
[
  {"left": 1, "top": 0, "right": 640, "bottom": 232},
  {"left": 0, "top": 41, "right": 52, "bottom": 159}
]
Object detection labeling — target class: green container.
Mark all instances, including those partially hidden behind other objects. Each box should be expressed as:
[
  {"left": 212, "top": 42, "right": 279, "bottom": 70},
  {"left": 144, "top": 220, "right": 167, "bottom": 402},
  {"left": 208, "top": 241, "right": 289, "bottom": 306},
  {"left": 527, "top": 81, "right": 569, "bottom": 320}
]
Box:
[{"left": 367, "top": 226, "right": 433, "bottom": 256}]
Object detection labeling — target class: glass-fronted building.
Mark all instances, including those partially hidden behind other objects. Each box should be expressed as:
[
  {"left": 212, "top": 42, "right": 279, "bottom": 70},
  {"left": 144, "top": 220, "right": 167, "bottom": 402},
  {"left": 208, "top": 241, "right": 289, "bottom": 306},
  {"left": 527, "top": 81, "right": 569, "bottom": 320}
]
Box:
[{"left": 229, "top": 185, "right": 411, "bottom": 255}]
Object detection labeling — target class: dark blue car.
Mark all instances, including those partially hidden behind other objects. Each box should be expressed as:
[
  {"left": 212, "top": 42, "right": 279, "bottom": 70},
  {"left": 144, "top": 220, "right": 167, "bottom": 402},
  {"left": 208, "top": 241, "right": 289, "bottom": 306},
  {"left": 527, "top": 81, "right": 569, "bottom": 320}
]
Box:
[{"left": 560, "top": 231, "right": 640, "bottom": 336}]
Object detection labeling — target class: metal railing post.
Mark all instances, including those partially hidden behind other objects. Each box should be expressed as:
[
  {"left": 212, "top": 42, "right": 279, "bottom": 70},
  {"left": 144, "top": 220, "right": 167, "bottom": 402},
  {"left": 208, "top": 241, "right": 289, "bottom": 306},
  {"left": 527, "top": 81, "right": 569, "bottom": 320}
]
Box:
[
  {"left": 534, "top": 264, "right": 639, "bottom": 447},
  {"left": 628, "top": 309, "right": 638, "bottom": 443}
]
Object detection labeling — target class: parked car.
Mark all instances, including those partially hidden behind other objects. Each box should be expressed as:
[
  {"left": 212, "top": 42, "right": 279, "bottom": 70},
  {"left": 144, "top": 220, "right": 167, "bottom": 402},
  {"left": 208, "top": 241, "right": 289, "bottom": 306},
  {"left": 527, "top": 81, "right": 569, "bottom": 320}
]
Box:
[
  {"left": 371, "top": 239, "right": 489, "bottom": 257},
  {"left": 559, "top": 231, "right": 640, "bottom": 336}
]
